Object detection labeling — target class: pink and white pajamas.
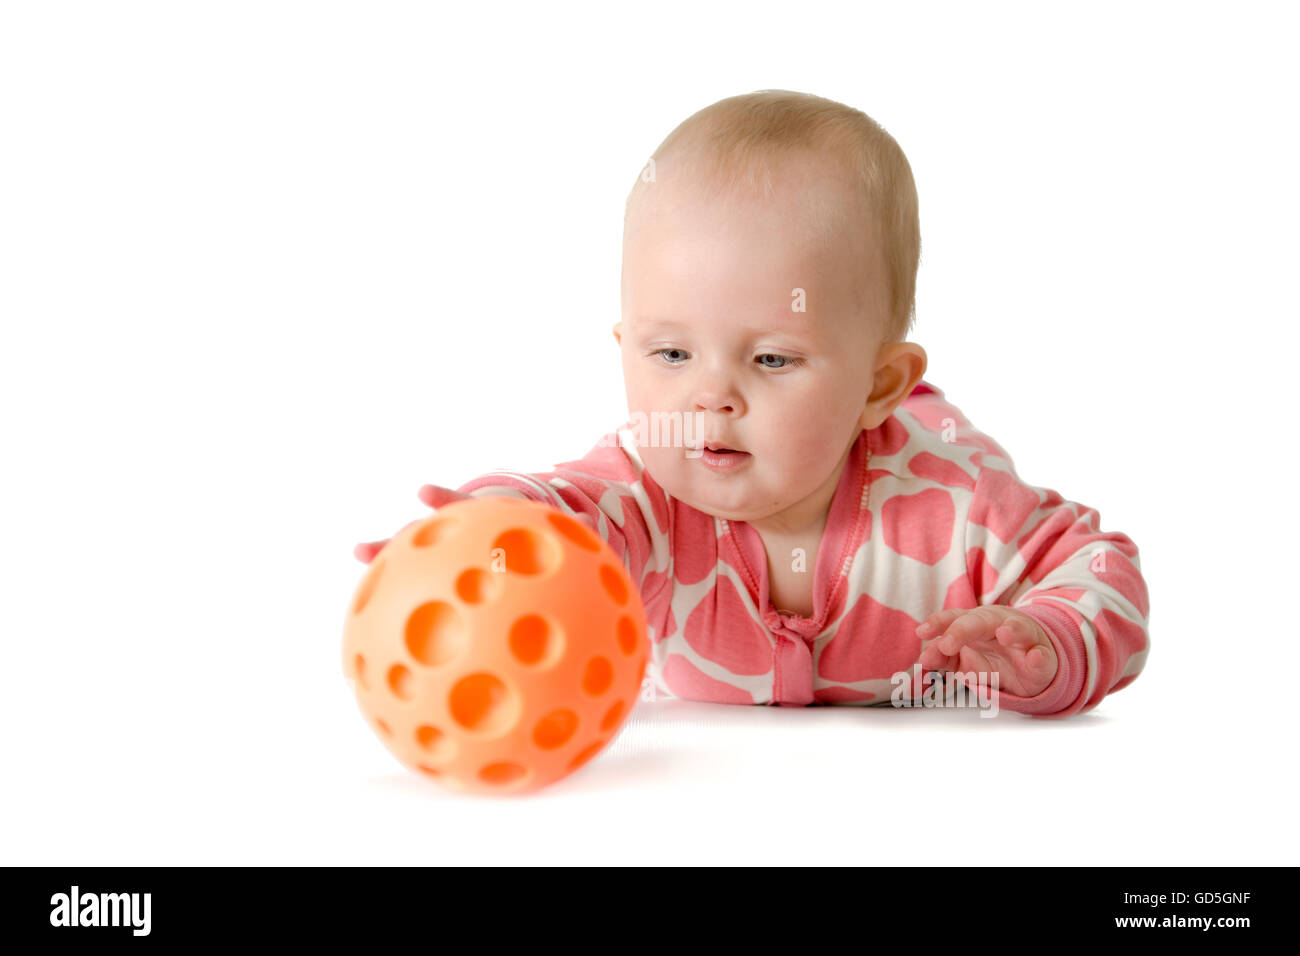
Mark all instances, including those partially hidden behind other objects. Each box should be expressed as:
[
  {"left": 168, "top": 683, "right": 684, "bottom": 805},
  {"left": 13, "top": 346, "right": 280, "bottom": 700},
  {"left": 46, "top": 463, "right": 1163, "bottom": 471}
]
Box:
[{"left": 455, "top": 381, "right": 1150, "bottom": 717}]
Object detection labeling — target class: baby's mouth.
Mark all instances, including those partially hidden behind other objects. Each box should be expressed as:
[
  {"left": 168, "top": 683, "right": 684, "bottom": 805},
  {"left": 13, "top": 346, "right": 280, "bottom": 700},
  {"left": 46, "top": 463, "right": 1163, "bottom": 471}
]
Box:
[
  {"left": 696, "top": 441, "right": 747, "bottom": 454},
  {"left": 691, "top": 442, "right": 752, "bottom": 464}
]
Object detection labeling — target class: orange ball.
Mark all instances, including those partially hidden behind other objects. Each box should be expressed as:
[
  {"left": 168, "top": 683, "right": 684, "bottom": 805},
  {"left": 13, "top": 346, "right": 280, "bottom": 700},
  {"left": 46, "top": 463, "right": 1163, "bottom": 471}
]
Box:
[{"left": 343, "top": 496, "right": 648, "bottom": 795}]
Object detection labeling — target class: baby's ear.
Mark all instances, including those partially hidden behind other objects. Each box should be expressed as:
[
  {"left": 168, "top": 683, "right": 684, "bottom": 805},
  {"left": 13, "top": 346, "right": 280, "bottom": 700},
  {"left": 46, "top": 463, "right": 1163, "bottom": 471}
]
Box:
[{"left": 611, "top": 322, "right": 622, "bottom": 346}]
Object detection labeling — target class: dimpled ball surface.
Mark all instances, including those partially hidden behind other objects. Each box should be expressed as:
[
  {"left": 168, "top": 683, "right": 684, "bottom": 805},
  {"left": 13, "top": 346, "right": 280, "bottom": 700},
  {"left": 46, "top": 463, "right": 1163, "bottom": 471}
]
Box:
[{"left": 343, "top": 496, "right": 648, "bottom": 795}]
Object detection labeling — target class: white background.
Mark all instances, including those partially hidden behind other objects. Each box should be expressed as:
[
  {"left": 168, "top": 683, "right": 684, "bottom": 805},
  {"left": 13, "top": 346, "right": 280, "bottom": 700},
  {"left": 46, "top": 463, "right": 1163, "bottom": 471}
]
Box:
[{"left": 2, "top": 0, "right": 1297, "bottom": 865}]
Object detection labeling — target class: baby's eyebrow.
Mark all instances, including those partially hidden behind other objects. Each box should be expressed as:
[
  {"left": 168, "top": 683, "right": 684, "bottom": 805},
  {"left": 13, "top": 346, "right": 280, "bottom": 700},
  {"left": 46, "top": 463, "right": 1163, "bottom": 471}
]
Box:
[{"left": 635, "top": 317, "right": 819, "bottom": 339}]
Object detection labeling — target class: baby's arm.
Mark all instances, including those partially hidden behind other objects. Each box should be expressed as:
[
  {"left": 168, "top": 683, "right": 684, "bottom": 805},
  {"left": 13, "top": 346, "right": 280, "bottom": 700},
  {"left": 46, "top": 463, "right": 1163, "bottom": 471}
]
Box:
[
  {"left": 355, "top": 431, "right": 664, "bottom": 588},
  {"left": 935, "top": 457, "right": 1151, "bottom": 718},
  {"left": 353, "top": 484, "right": 600, "bottom": 564},
  {"left": 449, "top": 433, "right": 664, "bottom": 590}
]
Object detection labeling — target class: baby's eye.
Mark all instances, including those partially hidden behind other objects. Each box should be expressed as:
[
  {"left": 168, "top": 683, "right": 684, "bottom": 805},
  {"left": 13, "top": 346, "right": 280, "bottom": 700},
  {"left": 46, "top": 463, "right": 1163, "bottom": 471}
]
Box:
[
  {"left": 652, "top": 348, "right": 689, "bottom": 366},
  {"left": 651, "top": 349, "right": 804, "bottom": 370}
]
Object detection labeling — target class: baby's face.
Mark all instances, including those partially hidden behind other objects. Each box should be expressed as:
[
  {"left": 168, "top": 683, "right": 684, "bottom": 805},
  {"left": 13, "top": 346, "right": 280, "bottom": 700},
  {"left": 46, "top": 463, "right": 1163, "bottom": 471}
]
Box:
[{"left": 616, "top": 160, "right": 888, "bottom": 528}]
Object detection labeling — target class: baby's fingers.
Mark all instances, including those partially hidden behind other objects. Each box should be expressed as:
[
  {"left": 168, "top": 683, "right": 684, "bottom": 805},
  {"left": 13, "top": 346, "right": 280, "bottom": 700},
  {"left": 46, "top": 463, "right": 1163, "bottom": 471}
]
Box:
[
  {"left": 353, "top": 539, "right": 390, "bottom": 564},
  {"left": 994, "top": 614, "right": 1045, "bottom": 650},
  {"left": 918, "top": 642, "right": 958, "bottom": 672},
  {"left": 1024, "top": 645, "right": 1054, "bottom": 671},
  {"left": 418, "top": 484, "right": 472, "bottom": 509},
  {"left": 932, "top": 606, "right": 1003, "bottom": 655},
  {"left": 915, "top": 608, "right": 966, "bottom": 640},
  {"left": 353, "top": 518, "right": 423, "bottom": 564}
]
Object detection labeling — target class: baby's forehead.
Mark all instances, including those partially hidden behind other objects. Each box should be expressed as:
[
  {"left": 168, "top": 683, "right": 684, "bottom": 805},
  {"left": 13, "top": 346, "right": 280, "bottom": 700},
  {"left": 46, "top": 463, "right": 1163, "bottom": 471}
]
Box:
[
  {"left": 630, "top": 181, "right": 875, "bottom": 276},
  {"left": 627, "top": 184, "right": 878, "bottom": 282},
  {"left": 624, "top": 155, "right": 883, "bottom": 318}
]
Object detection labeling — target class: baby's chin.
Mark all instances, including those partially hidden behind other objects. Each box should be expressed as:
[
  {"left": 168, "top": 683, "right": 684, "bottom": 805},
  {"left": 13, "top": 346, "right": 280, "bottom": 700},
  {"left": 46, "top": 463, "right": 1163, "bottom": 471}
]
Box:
[{"left": 650, "top": 466, "right": 781, "bottom": 522}]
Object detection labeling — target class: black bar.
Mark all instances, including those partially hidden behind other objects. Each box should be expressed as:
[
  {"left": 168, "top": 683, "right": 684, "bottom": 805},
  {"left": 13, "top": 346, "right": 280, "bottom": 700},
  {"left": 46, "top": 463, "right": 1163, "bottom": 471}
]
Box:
[{"left": 6, "top": 866, "right": 1291, "bottom": 942}]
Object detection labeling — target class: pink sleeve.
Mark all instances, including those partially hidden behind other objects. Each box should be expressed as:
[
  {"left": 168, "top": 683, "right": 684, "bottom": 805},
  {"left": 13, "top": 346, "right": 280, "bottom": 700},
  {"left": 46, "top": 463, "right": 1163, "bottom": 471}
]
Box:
[
  {"left": 452, "top": 431, "right": 664, "bottom": 595},
  {"left": 963, "top": 459, "right": 1151, "bottom": 719}
]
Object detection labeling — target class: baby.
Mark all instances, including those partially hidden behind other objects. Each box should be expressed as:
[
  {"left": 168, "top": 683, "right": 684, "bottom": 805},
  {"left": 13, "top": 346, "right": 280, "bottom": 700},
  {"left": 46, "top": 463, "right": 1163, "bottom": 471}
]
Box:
[{"left": 356, "top": 90, "right": 1150, "bottom": 717}]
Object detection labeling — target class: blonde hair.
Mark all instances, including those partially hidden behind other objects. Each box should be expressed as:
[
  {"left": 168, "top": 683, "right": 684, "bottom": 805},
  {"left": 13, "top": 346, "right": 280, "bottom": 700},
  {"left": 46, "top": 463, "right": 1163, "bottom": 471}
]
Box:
[{"left": 625, "top": 90, "right": 921, "bottom": 343}]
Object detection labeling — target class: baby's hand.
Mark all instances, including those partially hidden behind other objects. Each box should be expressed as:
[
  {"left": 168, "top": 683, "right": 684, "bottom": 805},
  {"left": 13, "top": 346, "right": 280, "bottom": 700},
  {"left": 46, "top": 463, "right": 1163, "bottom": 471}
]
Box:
[
  {"left": 915, "top": 606, "right": 1058, "bottom": 698},
  {"left": 351, "top": 484, "right": 472, "bottom": 564},
  {"left": 352, "top": 484, "right": 601, "bottom": 563}
]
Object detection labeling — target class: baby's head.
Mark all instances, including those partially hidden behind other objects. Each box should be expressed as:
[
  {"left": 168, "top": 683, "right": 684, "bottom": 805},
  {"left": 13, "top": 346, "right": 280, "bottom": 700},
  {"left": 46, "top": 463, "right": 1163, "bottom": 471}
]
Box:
[{"left": 614, "top": 90, "right": 928, "bottom": 528}]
